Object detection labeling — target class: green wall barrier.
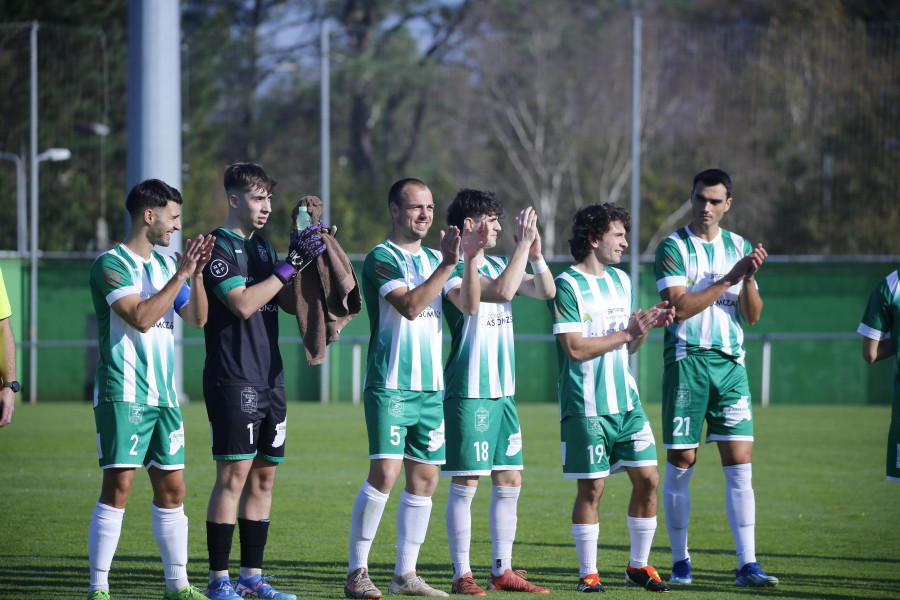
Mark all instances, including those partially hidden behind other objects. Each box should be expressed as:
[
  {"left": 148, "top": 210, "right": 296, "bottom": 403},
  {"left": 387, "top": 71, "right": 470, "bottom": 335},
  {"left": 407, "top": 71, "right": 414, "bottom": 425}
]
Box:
[{"left": 0, "top": 256, "right": 894, "bottom": 405}]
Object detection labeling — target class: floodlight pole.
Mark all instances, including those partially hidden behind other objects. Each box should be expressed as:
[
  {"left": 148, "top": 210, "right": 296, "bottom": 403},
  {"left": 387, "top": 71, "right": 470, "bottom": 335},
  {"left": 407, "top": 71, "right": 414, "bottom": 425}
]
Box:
[
  {"left": 28, "top": 21, "right": 38, "bottom": 404},
  {"left": 319, "top": 12, "right": 331, "bottom": 403},
  {"left": 629, "top": 13, "right": 642, "bottom": 378}
]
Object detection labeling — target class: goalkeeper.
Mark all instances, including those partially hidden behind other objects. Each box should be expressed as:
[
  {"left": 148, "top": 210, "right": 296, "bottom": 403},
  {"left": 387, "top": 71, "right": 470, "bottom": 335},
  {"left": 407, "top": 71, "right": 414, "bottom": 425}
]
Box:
[{"left": 200, "top": 163, "right": 325, "bottom": 600}]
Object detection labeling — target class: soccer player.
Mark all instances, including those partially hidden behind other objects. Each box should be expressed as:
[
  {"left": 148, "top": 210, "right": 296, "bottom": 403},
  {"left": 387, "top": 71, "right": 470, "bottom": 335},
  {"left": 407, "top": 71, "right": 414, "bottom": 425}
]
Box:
[
  {"left": 344, "top": 178, "right": 460, "bottom": 599},
  {"left": 0, "top": 265, "right": 18, "bottom": 427},
  {"left": 550, "top": 202, "right": 674, "bottom": 594},
  {"left": 858, "top": 270, "right": 900, "bottom": 483},
  {"left": 441, "top": 189, "right": 554, "bottom": 595},
  {"left": 653, "top": 168, "right": 777, "bottom": 587},
  {"left": 201, "top": 163, "right": 325, "bottom": 600},
  {"left": 87, "top": 178, "right": 215, "bottom": 600}
]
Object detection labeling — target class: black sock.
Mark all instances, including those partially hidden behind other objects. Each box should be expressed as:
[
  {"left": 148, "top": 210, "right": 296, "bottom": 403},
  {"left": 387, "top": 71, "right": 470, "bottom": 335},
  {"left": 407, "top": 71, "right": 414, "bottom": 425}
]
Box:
[
  {"left": 207, "top": 521, "right": 236, "bottom": 572},
  {"left": 238, "top": 518, "right": 270, "bottom": 570}
]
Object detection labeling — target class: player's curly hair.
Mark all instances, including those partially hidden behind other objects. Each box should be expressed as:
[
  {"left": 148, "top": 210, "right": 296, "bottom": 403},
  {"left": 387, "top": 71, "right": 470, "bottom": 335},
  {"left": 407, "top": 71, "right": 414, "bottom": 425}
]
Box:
[
  {"left": 569, "top": 203, "right": 631, "bottom": 262},
  {"left": 125, "top": 179, "right": 183, "bottom": 216},
  {"left": 224, "top": 162, "right": 277, "bottom": 195},
  {"left": 446, "top": 188, "right": 504, "bottom": 229}
]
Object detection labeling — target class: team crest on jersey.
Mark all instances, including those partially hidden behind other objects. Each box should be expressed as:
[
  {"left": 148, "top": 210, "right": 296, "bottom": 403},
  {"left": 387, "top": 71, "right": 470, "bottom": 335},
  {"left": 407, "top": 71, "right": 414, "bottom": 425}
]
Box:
[
  {"left": 241, "top": 387, "right": 258, "bottom": 414},
  {"left": 588, "top": 417, "right": 602, "bottom": 435},
  {"left": 675, "top": 384, "right": 691, "bottom": 408},
  {"left": 210, "top": 259, "right": 229, "bottom": 278},
  {"left": 474, "top": 406, "right": 490, "bottom": 432},
  {"left": 388, "top": 395, "right": 405, "bottom": 417},
  {"left": 128, "top": 403, "right": 144, "bottom": 424},
  {"left": 257, "top": 244, "right": 268, "bottom": 262}
]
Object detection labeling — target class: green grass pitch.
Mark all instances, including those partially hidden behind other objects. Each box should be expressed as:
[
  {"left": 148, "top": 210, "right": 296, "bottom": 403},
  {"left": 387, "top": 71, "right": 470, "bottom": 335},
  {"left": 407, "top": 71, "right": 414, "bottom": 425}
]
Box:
[{"left": 1, "top": 400, "right": 898, "bottom": 599}]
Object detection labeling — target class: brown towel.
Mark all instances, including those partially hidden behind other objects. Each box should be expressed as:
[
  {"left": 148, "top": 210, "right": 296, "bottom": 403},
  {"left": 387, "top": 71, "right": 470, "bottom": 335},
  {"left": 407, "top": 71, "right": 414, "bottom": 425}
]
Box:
[{"left": 289, "top": 196, "right": 361, "bottom": 365}]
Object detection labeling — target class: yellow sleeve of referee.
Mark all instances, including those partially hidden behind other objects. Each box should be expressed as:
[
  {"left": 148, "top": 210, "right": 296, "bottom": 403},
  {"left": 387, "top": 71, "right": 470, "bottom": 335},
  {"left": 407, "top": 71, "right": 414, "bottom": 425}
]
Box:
[{"left": 0, "top": 267, "right": 11, "bottom": 321}]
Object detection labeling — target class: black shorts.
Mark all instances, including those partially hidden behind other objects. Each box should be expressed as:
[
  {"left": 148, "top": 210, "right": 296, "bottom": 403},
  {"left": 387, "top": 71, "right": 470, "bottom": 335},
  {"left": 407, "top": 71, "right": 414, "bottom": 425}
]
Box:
[{"left": 204, "top": 385, "right": 287, "bottom": 462}]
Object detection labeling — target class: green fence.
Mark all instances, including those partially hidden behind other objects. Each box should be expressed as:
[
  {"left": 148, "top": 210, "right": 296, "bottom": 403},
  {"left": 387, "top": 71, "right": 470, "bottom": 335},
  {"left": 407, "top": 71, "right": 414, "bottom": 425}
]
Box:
[{"left": 0, "top": 256, "right": 894, "bottom": 405}]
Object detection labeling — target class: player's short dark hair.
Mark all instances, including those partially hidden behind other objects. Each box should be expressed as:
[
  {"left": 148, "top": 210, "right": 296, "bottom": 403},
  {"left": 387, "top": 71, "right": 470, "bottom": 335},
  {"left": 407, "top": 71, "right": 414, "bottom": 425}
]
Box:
[
  {"left": 446, "top": 188, "right": 504, "bottom": 229},
  {"left": 125, "top": 179, "right": 183, "bottom": 216},
  {"left": 388, "top": 178, "right": 428, "bottom": 208},
  {"left": 224, "top": 162, "right": 277, "bottom": 195},
  {"left": 569, "top": 202, "right": 631, "bottom": 262},
  {"left": 692, "top": 168, "right": 732, "bottom": 198}
]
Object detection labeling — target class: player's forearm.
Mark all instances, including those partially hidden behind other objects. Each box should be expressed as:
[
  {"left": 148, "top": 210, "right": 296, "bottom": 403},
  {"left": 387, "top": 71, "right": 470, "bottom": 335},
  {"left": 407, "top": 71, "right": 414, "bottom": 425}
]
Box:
[
  {"left": 520, "top": 267, "right": 555, "bottom": 300},
  {"left": 485, "top": 245, "right": 529, "bottom": 302},
  {"left": 393, "top": 265, "right": 455, "bottom": 320},
  {"left": 560, "top": 330, "right": 632, "bottom": 362},
  {"left": 668, "top": 280, "right": 734, "bottom": 323},
  {"left": 224, "top": 275, "right": 285, "bottom": 320},
  {"left": 458, "top": 262, "right": 481, "bottom": 316},
  {"left": 180, "top": 275, "right": 208, "bottom": 328},
  {"left": 738, "top": 278, "right": 763, "bottom": 326},
  {"left": 127, "top": 274, "right": 190, "bottom": 332},
  {"left": 627, "top": 331, "right": 650, "bottom": 354},
  {"left": 0, "top": 318, "right": 16, "bottom": 383}
]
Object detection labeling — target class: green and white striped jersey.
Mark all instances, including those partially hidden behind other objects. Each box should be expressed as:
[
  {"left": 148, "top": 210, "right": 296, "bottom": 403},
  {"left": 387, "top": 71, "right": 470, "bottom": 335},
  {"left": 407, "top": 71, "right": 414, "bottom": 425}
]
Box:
[
  {"left": 442, "top": 255, "right": 515, "bottom": 399},
  {"left": 89, "top": 244, "right": 188, "bottom": 407},
  {"left": 362, "top": 240, "right": 445, "bottom": 391},
  {"left": 654, "top": 226, "right": 753, "bottom": 367},
  {"left": 550, "top": 265, "right": 640, "bottom": 419},
  {"left": 858, "top": 269, "right": 900, "bottom": 396}
]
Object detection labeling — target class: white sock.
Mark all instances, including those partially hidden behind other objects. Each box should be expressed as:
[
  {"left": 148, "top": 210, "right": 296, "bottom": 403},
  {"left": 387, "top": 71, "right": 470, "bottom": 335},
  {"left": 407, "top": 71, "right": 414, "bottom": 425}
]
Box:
[
  {"left": 395, "top": 490, "right": 432, "bottom": 577},
  {"left": 571, "top": 523, "right": 599, "bottom": 578},
  {"left": 490, "top": 485, "right": 520, "bottom": 576},
  {"left": 446, "top": 483, "right": 477, "bottom": 579},
  {"left": 724, "top": 463, "right": 756, "bottom": 567},
  {"left": 663, "top": 462, "right": 693, "bottom": 564},
  {"left": 348, "top": 481, "right": 389, "bottom": 574},
  {"left": 89, "top": 502, "right": 124, "bottom": 592},
  {"left": 239, "top": 567, "right": 262, "bottom": 580},
  {"left": 151, "top": 502, "right": 190, "bottom": 592},
  {"left": 627, "top": 516, "right": 657, "bottom": 569}
]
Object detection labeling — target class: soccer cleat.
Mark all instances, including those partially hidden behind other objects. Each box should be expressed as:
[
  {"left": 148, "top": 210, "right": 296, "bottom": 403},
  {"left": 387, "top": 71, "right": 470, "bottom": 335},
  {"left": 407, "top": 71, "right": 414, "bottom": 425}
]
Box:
[
  {"left": 164, "top": 586, "right": 209, "bottom": 600},
  {"left": 669, "top": 559, "right": 693, "bottom": 584},
  {"left": 625, "top": 566, "right": 671, "bottom": 592},
  {"left": 205, "top": 577, "right": 241, "bottom": 599},
  {"left": 345, "top": 568, "right": 383, "bottom": 599},
  {"left": 450, "top": 572, "right": 486, "bottom": 596},
  {"left": 486, "top": 569, "right": 550, "bottom": 594},
  {"left": 388, "top": 572, "right": 449, "bottom": 597},
  {"left": 87, "top": 591, "right": 111, "bottom": 600},
  {"left": 234, "top": 574, "right": 297, "bottom": 599},
  {"left": 577, "top": 574, "right": 604, "bottom": 593},
  {"left": 735, "top": 562, "right": 779, "bottom": 587}
]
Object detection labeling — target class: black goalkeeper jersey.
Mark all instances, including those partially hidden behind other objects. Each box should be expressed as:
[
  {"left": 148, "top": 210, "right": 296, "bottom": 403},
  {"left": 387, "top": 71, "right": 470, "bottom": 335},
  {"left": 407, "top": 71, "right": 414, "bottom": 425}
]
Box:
[{"left": 202, "top": 227, "right": 284, "bottom": 389}]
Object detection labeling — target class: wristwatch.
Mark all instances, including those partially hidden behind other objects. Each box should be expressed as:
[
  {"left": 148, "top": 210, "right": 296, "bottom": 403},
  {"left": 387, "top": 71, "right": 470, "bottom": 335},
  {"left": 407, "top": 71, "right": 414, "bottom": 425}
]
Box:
[{"left": 2, "top": 381, "right": 20, "bottom": 393}]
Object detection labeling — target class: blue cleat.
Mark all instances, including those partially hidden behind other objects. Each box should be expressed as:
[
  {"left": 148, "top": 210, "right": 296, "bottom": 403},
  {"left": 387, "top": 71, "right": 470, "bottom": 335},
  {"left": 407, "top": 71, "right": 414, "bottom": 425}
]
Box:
[
  {"left": 669, "top": 559, "right": 692, "bottom": 584},
  {"left": 234, "top": 574, "right": 297, "bottom": 599},
  {"left": 205, "top": 577, "right": 240, "bottom": 599},
  {"left": 735, "top": 562, "right": 778, "bottom": 587}
]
